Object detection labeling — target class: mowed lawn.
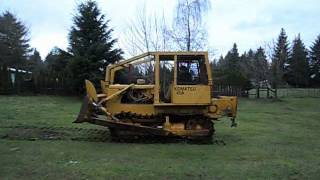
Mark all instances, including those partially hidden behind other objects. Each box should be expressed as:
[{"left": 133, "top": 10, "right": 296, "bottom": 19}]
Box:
[{"left": 0, "top": 96, "right": 320, "bottom": 179}]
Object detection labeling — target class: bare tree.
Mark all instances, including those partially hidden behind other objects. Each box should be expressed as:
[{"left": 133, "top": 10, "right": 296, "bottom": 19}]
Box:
[
  {"left": 169, "top": 0, "right": 211, "bottom": 51},
  {"left": 122, "top": 5, "right": 169, "bottom": 56},
  {"left": 122, "top": 0, "right": 211, "bottom": 55},
  {"left": 263, "top": 40, "right": 279, "bottom": 98},
  {"left": 263, "top": 40, "right": 276, "bottom": 62}
]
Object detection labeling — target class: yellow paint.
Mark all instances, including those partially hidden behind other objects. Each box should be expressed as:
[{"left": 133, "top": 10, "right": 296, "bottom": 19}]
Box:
[
  {"left": 106, "top": 103, "right": 155, "bottom": 115},
  {"left": 81, "top": 51, "right": 238, "bottom": 138},
  {"left": 172, "top": 85, "right": 211, "bottom": 104},
  {"left": 85, "top": 80, "right": 97, "bottom": 102},
  {"left": 208, "top": 96, "right": 237, "bottom": 118}
]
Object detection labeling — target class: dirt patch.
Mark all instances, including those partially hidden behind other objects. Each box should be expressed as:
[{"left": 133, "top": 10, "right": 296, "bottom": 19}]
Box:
[
  {"left": 0, "top": 126, "right": 222, "bottom": 144},
  {"left": 1, "top": 126, "right": 110, "bottom": 142}
]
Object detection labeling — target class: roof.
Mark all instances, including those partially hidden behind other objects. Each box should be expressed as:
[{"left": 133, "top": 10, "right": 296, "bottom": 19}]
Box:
[
  {"left": 110, "top": 51, "right": 209, "bottom": 68},
  {"left": 8, "top": 68, "right": 32, "bottom": 74}
]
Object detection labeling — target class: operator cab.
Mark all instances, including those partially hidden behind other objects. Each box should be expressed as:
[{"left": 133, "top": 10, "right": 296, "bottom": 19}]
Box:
[{"left": 107, "top": 52, "right": 212, "bottom": 105}]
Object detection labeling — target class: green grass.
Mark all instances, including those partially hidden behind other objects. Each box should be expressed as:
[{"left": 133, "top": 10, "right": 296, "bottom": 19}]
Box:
[{"left": 1, "top": 95, "right": 320, "bottom": 179}]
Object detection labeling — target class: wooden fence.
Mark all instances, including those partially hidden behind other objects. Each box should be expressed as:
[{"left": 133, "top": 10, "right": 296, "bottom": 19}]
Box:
[
  {"left": 0, "top": 68, "right": 72, "bottom": 95},
  {"left": 1, "top": 68, "right": 319, "bottom": 98},
  {"left": 249, "top": 88, "right": 320, "bottom": 98},
  {"left": 212, "top": 85, "right": 248, "bottom": 97}
]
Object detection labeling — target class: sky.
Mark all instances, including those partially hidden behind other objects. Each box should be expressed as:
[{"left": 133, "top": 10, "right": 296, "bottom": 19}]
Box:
[{"left": 1, "top": 0, "right": 320, "bottom": 60}]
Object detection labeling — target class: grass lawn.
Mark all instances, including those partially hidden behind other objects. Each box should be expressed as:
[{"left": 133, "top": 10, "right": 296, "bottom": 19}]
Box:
[{"left": 0, "top": 95, "right": 320, "bottom": 179}]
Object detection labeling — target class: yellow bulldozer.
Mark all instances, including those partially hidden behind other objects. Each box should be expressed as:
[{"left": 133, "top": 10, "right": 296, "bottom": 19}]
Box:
[{"left": 75, "top": 51, "right": 237, "bottom": 142}]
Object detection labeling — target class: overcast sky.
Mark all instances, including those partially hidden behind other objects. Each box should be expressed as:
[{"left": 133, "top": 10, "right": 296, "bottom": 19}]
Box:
[{"left": 1, "top": 0, "right": 320, "bottom": 59}]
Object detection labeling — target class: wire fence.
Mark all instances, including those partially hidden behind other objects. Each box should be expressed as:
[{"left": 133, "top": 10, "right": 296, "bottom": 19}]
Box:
[{"left": 212, "top": 85, "right": 247, "bottom": 97}]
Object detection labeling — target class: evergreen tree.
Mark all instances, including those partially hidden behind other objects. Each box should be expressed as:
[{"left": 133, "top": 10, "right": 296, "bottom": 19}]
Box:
[
  {"left": 310, "top": 35, "right": 320, "bottom": 86},
  {"left": 0, "top": 11, "right": 30, "bottom": 93},
  {"left": 45, "top": 47, "right": 71, "bottom": 76},
  {"left": 225, "top": 43, "right": 240, "bottom": 71},
  {"left": 223, "top": 43, "right": 249, "bottom": 87},
  {"left": 287, "top": 35, "right": 309, "bottom": 87},
  {"left": 67, "top": 0, "right": 123, "bottom": 92},
  {"left": 27, "top": 49, "right": 43, "bottom": 72},
  {"left": 271, "top": 28, "right": 290, "bottom": 88},
  {"left": 27, "top": 49, "right": 43, "bottom": 93},
  {"left": 211, "top": 56, "right": 224, "bottom": 84},
  {"left": 45, "top": 47, "right": 72, "bottom": 92},
  {"left": 216, "top": 55, "right": 225, "bottom": 68},
  {"left": 240, "top": 49, "right": 255, "bottom": 82},
  {"left": 253, "top": 47, "right": 269, "bottom": 84},
  {"left": 0, "top": 11, "right": 30, "bottom": 68}
]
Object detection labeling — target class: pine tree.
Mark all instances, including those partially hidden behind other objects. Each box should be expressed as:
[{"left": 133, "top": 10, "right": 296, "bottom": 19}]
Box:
[
  {"left": 45, "top": 47, "right": 71, "bottom": 77},
  {"left": 27, "top": 49, "right": 44, "bottom": 93},
  {"left": 216, "top": 55, "right": 225, "bottom": 68},
  {"left": 310, "top": 35, "right": 320, "bottom": 86},
  {"left": 0, "top": 11, "right": 30, "bottom": 67},
  {"left": 223, "top": 43, "right": 249, "bottom": 87},
  {"left": 27, "top": 49, "right": 42, "bottom": 72},
  {"left": 271, "top": 28, "right": 290, "bottom": 88},
  {"left": 211, "top": 56, "right": 224, "bottom": 84},
  {"left": 240, "top": 49, "right": 255, "bottom": 82},
  {"left": 287, "top": 34, "right": 309, "bottom": 87},
  {"left": 45, "top": 47, "right": 73, "bottom": 92},
  {"left": 68, "top": 0, "right": 123, "bottom": 92},
  {"left": 225, "top": 43, "right": 240, "bottom": 71},
  {"left": 0, "top": 11, "right": 30, "bottom": 93},
  {"left": 254, "top": 47, "right": 269, "bottom": 84}
]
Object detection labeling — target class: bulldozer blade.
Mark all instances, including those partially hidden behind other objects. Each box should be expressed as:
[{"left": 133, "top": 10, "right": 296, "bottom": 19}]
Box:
[
  {"left": 85, "top": 80, "right": 98, "bottom": 102},
  {"left": 74, "top": 96, "right": 90, "bottom": 123},
  {"left": 74, "top": 80, "right": 98, "bottom": 123}
]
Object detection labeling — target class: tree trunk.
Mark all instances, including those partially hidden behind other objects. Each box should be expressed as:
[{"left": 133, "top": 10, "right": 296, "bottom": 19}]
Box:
[{"left": 186, "top": 4, "right": 191, "bottom": 51}]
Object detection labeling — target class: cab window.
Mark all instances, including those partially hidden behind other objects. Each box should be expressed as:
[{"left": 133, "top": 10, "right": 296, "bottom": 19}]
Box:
[{"left": 177, "top": 55, "right": 208, "bottom": 85}]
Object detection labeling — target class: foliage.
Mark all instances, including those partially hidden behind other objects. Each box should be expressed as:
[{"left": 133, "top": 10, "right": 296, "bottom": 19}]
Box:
[
  {"left": 26, "top": 49, "right": 43, "bottom": 72},
  {"left": 0, "top": 11, "right": 30, "bottom": 93},
  {"left": 271, "top": 28, "right": 290, "bottom": 88},
  {"left": 239, "top": 49, "right": 255, "bottom": 82},
  {"left": 0, "top": 11, "right": 30, "bottom": 67},
  {"left": 309, "top": 35, "right": 320, "bottom": 86},
  {"left": 253, "top": 47, "right": 269, "bottom": 84},
  {"left": 67, "top": 0, "right": 123, "bottom": 92},
  {"left": 214, "top": 43, "right": 250, "bottom": 89},
  {"left": 43, "top": 47, "right": 73, "bottom": 92},
  {"left": 45, "top": 47, "right": 71, "bottom": 76},
  {"left": 286, "top": 35, "right": 310, "bottom": 87},
  {"left": 25, "top": 49, "right": 44, "bottom": 93}
]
